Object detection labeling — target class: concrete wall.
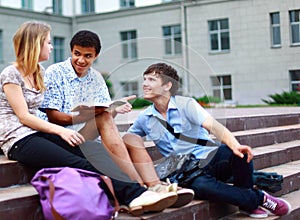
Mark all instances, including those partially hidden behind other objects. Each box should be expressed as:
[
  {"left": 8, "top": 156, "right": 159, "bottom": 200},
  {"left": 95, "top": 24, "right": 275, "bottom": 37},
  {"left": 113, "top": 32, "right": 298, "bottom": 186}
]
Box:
[
  {"left": 0, "top": 7, "right": 72, "bottom": 71},
  {"left": 0, "top": 0, "right": 299, "bottom": 104},
  {"left": 186, "top": 0, "right": 300, "bottom": 104}
]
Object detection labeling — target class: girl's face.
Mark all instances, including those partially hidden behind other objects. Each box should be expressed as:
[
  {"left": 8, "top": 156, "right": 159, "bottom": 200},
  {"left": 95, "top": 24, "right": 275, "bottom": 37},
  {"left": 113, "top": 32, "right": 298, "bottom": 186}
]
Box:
[{"left": 39, "top": 32, "right": 53, "bottom": 62}]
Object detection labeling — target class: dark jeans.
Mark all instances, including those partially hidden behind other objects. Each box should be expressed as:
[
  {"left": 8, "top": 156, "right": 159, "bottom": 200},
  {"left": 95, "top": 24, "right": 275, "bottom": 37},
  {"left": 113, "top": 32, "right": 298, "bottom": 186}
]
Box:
[
  {"left": 189, "top": 145, "right": 265, "bottom": 211},
  {"left": 8, "top": 132, "right": 146, "bottom": 205}
]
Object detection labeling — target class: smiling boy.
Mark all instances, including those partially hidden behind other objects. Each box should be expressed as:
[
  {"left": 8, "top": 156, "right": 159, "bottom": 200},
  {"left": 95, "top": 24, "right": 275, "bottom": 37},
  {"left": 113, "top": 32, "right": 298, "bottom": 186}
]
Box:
[
  {"left": 38, "top": 31, "right": 193, "bottom": 213},
  {"left": 125, "top": 62, "right": 291, "bottom": 218}
]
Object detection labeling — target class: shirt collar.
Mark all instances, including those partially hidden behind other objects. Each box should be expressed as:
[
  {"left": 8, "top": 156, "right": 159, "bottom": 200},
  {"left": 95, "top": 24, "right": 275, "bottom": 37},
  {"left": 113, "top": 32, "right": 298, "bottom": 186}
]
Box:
[
  {"left": 64, "top": 58, "right": 78, "bottom": 81},
  {"left": 65, "top": 57, "right": 91, "bottom": 82},
  {"left": 145, "top": 96, "right": 178, "bottom": 117},
  {"left": 168, "top": 96, "right": 177, "bottom": 110}
]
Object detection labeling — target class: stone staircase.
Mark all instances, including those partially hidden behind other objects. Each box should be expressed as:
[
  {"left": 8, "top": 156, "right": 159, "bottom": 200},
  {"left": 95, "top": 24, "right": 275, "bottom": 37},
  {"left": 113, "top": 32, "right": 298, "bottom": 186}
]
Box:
[{"left": 0, "top": 107, "right": 300, "bottom": 220}]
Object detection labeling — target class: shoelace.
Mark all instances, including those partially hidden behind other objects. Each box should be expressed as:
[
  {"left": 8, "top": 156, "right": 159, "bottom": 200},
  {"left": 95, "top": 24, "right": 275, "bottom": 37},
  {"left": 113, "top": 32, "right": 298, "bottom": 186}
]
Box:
[
  {"left": 166, "top": 178, "right": 178, "bottom": 192},
  {"left": 263, "top": 198, "right": 277, "bottom": 211},
  {"left": 148, "top": 179, "right": 178, "bottom": 193}
]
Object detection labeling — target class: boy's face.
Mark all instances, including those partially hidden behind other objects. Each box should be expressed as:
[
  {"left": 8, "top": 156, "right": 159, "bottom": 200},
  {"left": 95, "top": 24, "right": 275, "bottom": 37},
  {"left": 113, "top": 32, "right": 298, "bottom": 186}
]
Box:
[
  {"left": 71, "top": 45, "right": 98, "bottom": 77},
  {"left": 143, "top": 72, "right": 168, "bottom": 101}
]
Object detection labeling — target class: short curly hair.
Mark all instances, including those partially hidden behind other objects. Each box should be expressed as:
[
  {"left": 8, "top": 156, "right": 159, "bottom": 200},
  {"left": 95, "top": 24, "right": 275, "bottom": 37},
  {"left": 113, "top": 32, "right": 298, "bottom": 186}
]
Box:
[
  {"left": 70, "top": 30, "right": 101, "bottom": 55},
  {"left": 143, "top": 63, "right": 179, "bottom": 96}
]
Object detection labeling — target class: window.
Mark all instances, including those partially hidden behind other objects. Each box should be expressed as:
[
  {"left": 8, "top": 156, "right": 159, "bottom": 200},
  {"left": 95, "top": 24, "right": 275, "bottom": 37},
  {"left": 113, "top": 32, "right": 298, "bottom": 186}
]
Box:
[
  {"left": 290, "top": 10, "right": 300, "bottom": 45},
  {"left": 163, "top": 25, "right": 182, "bottom": 55},
  {"left": 270, "top": 12, "right": 281, "bottom": 47},
  {"left": 290, "top": 70, "right": 300, "bottom": 92},
  {"left": 120, "top": 0, "right": 135, "bottom": 8},
  {"left": 53, "top": 37, "right": 65, "bottom": 63},
  {"left": 22, "top": 0, "right": 33, "bottom": 10},
  {"left": 120, "top": 30, "right": 137, "bottom": 59},
  {"left": 177, "top": 77, "right": 183, "bottom": 95},
  {"left": 81, "top": 0, "right": 95, "bottom": 14},
  {"left": 211, "top": 75, "right": 232, "bottom": 100},
  {"left": 53, "top": 0, "right": 63, "bottom": 15},
  {"left": 121, "top": 81, "right": 138, "bottom": 96},
  {"left": 0, "top": 30, "right": 3, "bottom": 62},
  {"left": 208, "top": 18, "right": 230, "bottom": 52}
]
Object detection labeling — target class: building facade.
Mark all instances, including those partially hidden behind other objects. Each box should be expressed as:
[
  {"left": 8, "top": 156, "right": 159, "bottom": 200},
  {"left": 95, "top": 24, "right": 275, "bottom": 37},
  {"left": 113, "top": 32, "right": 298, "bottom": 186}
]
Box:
[{"left": 0, "top": 0, "right": 299, "bottom": 105}]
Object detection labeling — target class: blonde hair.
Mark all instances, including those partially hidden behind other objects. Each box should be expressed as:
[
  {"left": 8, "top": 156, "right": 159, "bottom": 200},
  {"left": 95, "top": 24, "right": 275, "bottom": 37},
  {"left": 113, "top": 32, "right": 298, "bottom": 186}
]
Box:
[{"left": 13, "top": 21, "right": 51, "bottom": 92}]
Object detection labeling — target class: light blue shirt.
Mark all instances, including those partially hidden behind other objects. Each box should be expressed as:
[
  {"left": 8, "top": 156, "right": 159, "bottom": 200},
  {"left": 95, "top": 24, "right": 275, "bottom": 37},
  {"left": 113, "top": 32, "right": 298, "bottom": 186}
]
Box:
[
  {"left": 128, "top": 96, "right": 218, "bottom": 159},
  {"left": 38, "top": 58, "right": 111, "bottom": 125}
]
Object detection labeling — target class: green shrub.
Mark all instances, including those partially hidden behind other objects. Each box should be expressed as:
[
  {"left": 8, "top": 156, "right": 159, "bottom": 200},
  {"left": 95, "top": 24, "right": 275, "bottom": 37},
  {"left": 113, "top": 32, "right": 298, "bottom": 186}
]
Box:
[
  {"left": 102, "top": 73, "right": 115, "bottom": 99},
  {"left": 262, "top": 91, "right": 300, "bottom": 105},
  {"left": 193, "top": 95, "right": 221, "bottom": 104},
  {"left": 129, "top": 98, "right": 152, "bottom": 109}
]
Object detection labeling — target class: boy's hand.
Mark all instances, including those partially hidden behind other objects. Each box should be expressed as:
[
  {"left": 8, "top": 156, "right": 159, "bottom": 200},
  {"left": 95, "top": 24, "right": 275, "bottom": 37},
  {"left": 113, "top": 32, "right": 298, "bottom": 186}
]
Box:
[
  {"left": 232, "top": 145, "right": 253, "bottom": 163},
  {"left": 115, "top": 95, "right": 136, "bottom": 114}
]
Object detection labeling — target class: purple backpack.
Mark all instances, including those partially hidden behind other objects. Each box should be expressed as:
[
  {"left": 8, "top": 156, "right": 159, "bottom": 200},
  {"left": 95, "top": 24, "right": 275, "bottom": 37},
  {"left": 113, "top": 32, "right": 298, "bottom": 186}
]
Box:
[{"left": 31, "top": 167, "right": 117, "bottom": 220}]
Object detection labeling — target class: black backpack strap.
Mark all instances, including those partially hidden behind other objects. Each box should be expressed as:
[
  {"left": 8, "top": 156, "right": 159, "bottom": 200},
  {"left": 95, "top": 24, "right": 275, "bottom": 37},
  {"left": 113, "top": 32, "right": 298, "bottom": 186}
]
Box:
[{"left": 154, "top": 116, "right": 217, "bottom": 147}]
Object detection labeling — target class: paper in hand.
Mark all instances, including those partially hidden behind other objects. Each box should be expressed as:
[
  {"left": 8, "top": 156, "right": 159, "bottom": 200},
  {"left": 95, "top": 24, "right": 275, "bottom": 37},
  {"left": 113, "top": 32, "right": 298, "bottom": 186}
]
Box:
[{"left": 71, "top": 100, "right": 126, "bottom": 112}]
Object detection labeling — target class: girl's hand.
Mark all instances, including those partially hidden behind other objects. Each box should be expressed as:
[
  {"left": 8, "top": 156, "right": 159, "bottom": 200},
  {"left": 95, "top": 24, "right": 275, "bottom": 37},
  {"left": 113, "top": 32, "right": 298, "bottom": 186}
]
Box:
[{"left": 59, "top": 128, "right": 85, "bottom": 147}]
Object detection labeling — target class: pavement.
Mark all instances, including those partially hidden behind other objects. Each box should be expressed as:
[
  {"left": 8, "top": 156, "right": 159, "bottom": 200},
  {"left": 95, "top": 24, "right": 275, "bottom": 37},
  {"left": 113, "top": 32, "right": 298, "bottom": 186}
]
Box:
[{"left": 114, "top": 106, "right": 300, "bottom": 125}]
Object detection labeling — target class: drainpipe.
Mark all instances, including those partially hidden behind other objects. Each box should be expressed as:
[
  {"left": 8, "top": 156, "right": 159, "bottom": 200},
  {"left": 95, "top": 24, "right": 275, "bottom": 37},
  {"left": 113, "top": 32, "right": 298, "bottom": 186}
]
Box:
[
  {"left": 181, "top": 0, "right": 190, "bottom": 96},
  {"left": 71, "top": 0, "right": 77, "bottom": 34}
]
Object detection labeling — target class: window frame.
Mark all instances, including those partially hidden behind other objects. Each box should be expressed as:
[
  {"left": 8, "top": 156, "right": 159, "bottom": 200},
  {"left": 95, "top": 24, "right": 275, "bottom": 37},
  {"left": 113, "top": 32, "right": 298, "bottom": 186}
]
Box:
[
  {"left": 53, "top": 0, "right": 63, "bottom": 15},
  {"left": 81, "top": 0, "right": 95, "bottom": 14},
  {"left": 120, "top": 30, "right": 138, "bottom": 59},
  {"left": 270, "top": 12, "right": 281, "bottom": 48},
  {"left": 22, "top": 0, "right": 33, "bottom": 10},
  {"left": 53, "top": 37, "right": 65, "bottom": 63},
  {"left": 162, "top": 24, "right": 182, "bottom": 56},
  {"left": 208, "top": 18, "right": 230, "bottom": 53},
  {"left": 290, "top": 70, "right": 300, "bottom": 92},
  {"left": 120, "top": 0, "right": 135, "bottom": 8},
  {"left": 289, "top": 9, "right": 300, "bottom": 46},
  {"left": 120, "top": 81, "right": 138, "bottom": 97},
  {"left": 211, "top": 75, "right": 232, "bottom": 101},
  {"left": 0, "top": 30, "right": 3, "bottom": 63}
]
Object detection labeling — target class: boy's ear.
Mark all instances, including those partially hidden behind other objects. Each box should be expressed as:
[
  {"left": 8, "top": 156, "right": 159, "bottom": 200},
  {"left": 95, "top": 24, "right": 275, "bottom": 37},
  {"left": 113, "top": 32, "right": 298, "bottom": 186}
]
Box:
[{"left": 163, "top": 81, "right": 172, "bottom": 92}]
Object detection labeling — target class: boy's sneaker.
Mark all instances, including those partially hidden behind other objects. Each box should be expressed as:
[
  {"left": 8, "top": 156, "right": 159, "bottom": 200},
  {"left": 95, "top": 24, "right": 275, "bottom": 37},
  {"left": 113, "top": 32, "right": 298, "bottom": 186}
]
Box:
[
  {"left": 148, "top": 181, "right": 194, "bottom": 208},
  {"left": 171, "top": 187, "right": 195, "bottom": 208},
  {"left": 128, "top": 191, "right": 178, "bottom": 216},
  {"left": 262, "top": 191, "right": 291, "bottom": 216},
  {"left": 240, "top": 208, "right": 268, "bottom": 218}
]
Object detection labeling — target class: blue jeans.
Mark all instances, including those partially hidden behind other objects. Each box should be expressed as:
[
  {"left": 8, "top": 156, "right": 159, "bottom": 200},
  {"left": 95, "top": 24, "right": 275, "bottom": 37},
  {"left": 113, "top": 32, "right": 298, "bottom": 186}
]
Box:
[{"left": 189, "top": 145, "right": 264, "bottom": 211}]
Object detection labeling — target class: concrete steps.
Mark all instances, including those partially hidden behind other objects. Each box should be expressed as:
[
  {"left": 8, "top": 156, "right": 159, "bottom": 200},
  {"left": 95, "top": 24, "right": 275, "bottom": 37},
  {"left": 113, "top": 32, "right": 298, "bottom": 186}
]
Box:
[
  {"left": 0, "top": 156, "right": 35, "bottom": 188},
  {"left": 217, "top": 112, "right": 300, "bottom": 132},
  {"left": 0, "top": 108, "right": 299, "bottom": 219},
  {"left": 232, "top": 124, "right": 300, "bottom": 148},
  {"left": 0, "top": 185, "right": 42, "bottom": 219},
  {"left": 253, "top": 140, "right": 300, "bottom": 170},
  {"left": 117, "top": 201, "right": 237, "bottom": 220},
  {"left": 259, "top": 160, "right": 300, "bottom": 197},
  {"left": 219, "top": 189, "right": 300, "bottom": 220}
]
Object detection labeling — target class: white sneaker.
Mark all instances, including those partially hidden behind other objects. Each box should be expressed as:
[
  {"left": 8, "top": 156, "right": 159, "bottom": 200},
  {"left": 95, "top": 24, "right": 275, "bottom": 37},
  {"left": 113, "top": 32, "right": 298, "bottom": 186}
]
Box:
[
  {"left": 128, "top": 190, "right": 177, "bottom": 216},
  {"left": 148, "top": 181, "right": 194, "bottom": 208},
  {"left": 240, "top": 207, "right": 268, "bottom": 218}
]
